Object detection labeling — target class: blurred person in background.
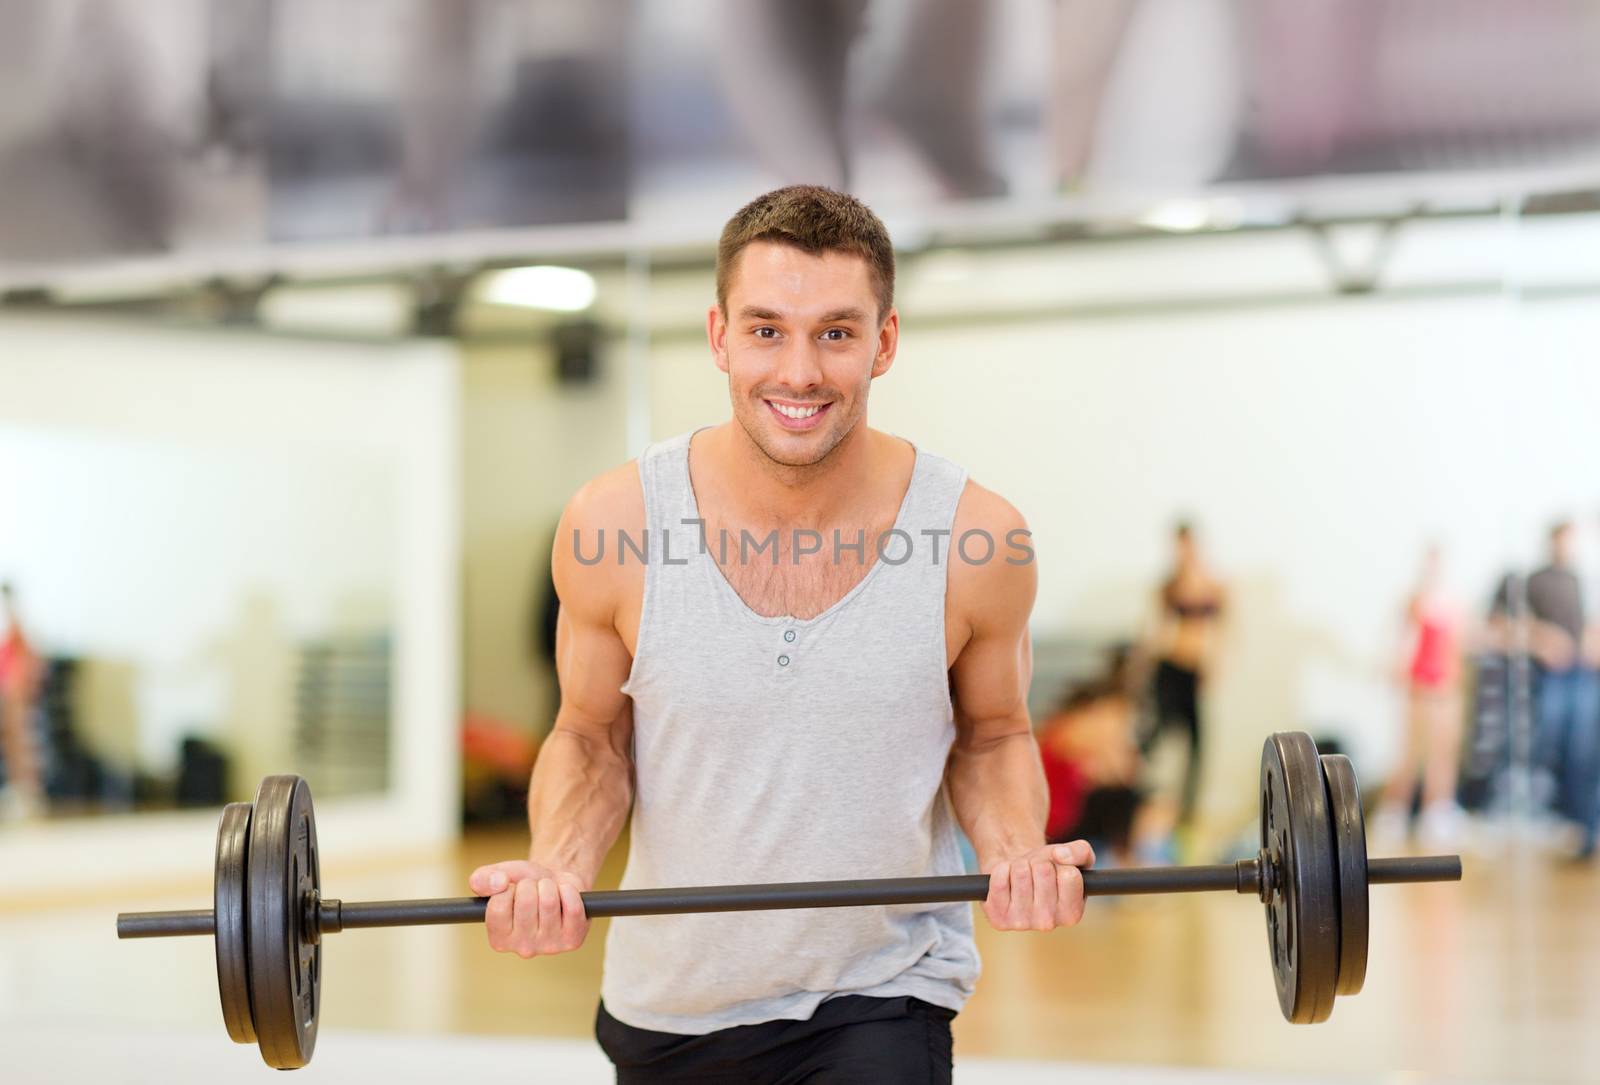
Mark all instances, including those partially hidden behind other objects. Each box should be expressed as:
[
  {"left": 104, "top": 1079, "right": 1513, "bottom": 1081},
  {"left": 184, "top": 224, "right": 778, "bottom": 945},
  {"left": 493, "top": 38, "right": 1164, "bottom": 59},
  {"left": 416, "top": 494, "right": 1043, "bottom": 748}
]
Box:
[
  {"left": 0, "top": 582, "right": 45, "bottom": 820},
  {"left": 1140, "top": 520, "right": 1226, "bottom": 830},
  {"left": 1373, "top": 544, "right": 1467, "bottom": 848},
  {"left": 1490, "top": 521, "right": 1597, "bottom": 856},
  {"left": 1579, "top": 505, "right": 1600, "bottom": 860},
  {"left": 1038, "top": 679, "right": 1174, "bottom": 866}
]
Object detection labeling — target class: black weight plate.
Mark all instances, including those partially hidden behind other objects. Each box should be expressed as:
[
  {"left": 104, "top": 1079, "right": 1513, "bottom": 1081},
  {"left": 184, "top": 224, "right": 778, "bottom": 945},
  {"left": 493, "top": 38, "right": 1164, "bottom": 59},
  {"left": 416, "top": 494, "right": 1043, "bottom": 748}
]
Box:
[
  {"left": 247, "top": 776, "right": 322, "bottom": 1069},
  {"left": 214, "top": 802, "right": 256, "bottom": 1044},
  {"left": 1260, "top": 732, "right": 1339, "bottom": 1023},
  {"left": 1321, "top": 754, "right": 1370, "bottom": 996}
]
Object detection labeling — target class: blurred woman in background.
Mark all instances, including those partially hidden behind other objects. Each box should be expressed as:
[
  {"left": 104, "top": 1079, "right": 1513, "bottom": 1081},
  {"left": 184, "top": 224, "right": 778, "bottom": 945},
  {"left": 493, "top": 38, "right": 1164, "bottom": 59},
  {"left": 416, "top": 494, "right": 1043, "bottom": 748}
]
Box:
[
  {"left": 0, "top": 581, "right": 44, "bottom": 819},
  {"left": 1374, "top": 544, "right": 1466, "bottom": 847},
  {"left": 1142, "top": 520, "right": 1226, "bottom": 829}
]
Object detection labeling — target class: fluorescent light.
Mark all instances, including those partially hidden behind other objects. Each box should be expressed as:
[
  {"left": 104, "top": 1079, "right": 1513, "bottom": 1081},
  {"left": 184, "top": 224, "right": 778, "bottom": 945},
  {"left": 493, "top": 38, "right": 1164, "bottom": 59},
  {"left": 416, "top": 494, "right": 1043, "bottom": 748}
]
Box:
[
  {"left": 1135, "top": 197, "right": 1250, "bottom": 233},
  {"left": 479, "top": 265, "right": 596, "bottom": 311},
  {"left": 1138, "top": 199, "right": 1214, "bottom": 233},
  {"left": 258, "top": 282, "right": 413, "bottom": 337}
]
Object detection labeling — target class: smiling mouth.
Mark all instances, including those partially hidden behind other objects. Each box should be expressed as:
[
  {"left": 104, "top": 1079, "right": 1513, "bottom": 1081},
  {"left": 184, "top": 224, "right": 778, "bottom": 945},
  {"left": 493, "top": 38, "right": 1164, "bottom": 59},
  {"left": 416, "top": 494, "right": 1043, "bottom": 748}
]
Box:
[{"left": 764, "top": 398, "right": 832, "bottom": 430}]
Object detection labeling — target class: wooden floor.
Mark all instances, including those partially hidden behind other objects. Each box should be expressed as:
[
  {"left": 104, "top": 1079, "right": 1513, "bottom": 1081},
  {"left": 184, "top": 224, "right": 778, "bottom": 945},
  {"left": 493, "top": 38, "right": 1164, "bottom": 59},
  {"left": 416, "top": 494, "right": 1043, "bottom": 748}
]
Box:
[{"left": 4, "top": 824, "right": 1597, "bottom": 1082}]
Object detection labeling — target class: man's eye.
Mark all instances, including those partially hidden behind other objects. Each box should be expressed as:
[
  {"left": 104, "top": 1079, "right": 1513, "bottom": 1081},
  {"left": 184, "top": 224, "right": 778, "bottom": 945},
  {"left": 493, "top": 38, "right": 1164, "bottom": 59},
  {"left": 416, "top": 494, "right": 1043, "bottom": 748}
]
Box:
[
  {"left": 822, "top": 328, "right": 849, "bottom": 341},
  {"left": 754, "top": 327, "right": 778, "bottom": 339}
]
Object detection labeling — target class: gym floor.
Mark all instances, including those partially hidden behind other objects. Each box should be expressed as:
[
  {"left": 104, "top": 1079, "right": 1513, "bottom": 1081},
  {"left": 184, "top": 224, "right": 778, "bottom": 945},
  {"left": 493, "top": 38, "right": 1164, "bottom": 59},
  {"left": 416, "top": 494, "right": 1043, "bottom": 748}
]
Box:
[{"left": 3, "top": 828, "right": 1595, "bottom": 1083}]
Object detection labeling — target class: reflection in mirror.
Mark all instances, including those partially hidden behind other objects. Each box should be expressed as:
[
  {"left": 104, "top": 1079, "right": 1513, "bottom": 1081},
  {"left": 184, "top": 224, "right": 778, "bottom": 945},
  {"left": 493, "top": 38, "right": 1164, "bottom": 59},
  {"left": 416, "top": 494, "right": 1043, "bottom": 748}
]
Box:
[{"left": 0, "top": 427, "right": 394, "bottom": 821}]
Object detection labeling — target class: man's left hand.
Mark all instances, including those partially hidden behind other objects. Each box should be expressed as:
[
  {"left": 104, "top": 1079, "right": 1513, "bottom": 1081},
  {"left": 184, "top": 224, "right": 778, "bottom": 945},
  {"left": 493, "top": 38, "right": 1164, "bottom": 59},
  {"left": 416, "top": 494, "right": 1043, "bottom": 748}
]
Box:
[{"left": 981, "top": 840, "right": 1095, "bottom": 932}]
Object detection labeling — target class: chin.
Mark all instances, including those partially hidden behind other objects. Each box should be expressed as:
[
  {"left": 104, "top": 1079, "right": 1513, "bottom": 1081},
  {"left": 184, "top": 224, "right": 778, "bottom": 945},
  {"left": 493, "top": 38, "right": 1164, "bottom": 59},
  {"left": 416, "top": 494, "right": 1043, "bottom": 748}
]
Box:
[
  {"left": 760, "top": 434, "right": 832, "bottom": 468},
  {"left": 750, "top": 419, "right": 838, "bottom": 467}
]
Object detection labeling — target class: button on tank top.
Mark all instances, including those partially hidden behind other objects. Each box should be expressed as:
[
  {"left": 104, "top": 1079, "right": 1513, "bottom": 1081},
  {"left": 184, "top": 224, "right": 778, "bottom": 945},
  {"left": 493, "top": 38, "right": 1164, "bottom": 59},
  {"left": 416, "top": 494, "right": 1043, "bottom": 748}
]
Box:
[{"left": 600, "top": 430, "right": 980, "bottom": 1034}]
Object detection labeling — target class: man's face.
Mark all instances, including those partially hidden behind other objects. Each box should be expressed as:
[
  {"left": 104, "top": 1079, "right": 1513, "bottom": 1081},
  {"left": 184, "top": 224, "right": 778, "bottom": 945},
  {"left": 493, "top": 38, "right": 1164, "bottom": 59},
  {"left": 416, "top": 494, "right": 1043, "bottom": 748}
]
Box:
[{"left": 708, "top": 241, "right": 897, "bottom": 468}]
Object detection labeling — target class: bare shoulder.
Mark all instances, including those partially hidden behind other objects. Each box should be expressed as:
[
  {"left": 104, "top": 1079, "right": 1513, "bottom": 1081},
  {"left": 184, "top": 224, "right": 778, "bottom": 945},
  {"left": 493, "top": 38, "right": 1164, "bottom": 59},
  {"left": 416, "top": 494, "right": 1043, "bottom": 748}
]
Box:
[
  {"left": 565, "top": 460, "right": 645, "bottom": 532},
  {"left": 553, "top": 460, "right": 645, "bottom": 621},
  {"left": 949, "top": 478, "right": 1037, "bottom": 633},
  {"left": 951, "top": 477, "right": 1027, "bottom": 540}
]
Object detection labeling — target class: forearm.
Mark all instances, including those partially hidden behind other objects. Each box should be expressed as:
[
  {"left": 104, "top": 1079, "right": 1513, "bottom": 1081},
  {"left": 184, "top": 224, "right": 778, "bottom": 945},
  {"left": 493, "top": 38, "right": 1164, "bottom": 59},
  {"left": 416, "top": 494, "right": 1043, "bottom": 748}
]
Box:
[
  {"left": 526, "top": 725, "right": 633, "bottom": 887},
  {"left": 946, "top": 729, "right": 1049, "bottom": 871}
]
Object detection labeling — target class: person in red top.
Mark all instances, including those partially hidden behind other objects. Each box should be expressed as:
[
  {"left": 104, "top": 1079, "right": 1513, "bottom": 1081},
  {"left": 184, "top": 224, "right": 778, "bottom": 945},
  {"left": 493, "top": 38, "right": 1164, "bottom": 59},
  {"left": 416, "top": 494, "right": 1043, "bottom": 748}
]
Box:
[
  {"left": 0, "top": 582, "right": 44, "bottom": 819},
  {"left": 1374, "top": 545, "right": 1466, "bottom": 847},
  {"left": 1037, "top": 684, "right": 1107, "bottom": 844},
  {"left": 1036, "top": 679, "right": 1173, "bottom": 864}
]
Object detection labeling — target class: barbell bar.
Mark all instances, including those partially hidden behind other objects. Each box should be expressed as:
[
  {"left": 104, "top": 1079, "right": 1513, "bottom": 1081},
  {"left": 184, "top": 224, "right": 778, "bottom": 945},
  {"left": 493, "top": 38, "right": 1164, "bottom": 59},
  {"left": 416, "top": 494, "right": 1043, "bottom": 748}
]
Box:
[
  {"left": 118, "top": 855, "right": 1458, "bottom": 937},
  {"left": 115, "top": 731, "right": 1462, "bottom": 1069}
]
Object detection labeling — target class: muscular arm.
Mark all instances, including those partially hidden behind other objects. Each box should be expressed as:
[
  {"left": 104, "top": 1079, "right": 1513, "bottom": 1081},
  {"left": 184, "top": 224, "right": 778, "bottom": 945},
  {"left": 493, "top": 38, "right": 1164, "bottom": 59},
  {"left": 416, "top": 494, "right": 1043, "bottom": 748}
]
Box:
[
  {"left": 944, "top": 482, "right": 1090, "bottom": 932},
  {"left": 940, "top": 483, "right": 1094, "bottom": 934},
  {"left": 526, "top": 471, "right": 642, "bottom": 886},
  {"left": 944, "top": 489, "right": 1046, "bottom": 869},
  {"left": 470, "top": 465, "right": 643, "bottom": 958},
  {"left": 526, "top": 623, "right": 633, "bottom": 886}
]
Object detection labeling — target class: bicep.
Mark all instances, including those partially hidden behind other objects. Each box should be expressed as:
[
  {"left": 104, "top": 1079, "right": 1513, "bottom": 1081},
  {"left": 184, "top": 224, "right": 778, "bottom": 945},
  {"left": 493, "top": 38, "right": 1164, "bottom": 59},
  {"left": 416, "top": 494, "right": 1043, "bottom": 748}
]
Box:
[
  {"left": 553, "top": 600, "right": 632, "bottom": 744},
  {"left": 946, "top": 480, "right": 1038, "bottom": 743},
  {"left": 548, "top": 477, "right": 642, "bottom": 755},
  {"left": 950, "top": 568, "right": 1036, "bottom": 745},
  {"left": 951, "top": 621, "right": 1032, "bottom": 733}
]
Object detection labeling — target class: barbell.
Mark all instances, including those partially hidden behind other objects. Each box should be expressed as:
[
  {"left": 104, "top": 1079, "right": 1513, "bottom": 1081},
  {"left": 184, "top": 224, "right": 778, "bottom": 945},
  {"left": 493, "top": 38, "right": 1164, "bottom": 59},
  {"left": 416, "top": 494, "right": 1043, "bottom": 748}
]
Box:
[{"left": 116, "top": 731, "right": 1461, "bottom": 1070}]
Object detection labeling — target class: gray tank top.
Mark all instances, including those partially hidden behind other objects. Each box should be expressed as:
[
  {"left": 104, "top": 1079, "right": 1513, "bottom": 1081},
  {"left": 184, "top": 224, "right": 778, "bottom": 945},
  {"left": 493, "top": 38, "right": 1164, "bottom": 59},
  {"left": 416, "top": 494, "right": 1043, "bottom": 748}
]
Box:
[{"left": 600, "top": 430, "right": 980, "bottom": 1034}]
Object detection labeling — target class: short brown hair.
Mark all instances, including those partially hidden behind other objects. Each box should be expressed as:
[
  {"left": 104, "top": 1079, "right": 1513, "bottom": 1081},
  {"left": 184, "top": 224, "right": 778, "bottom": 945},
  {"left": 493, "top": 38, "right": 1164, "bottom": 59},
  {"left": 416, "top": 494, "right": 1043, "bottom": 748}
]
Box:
[{"left": 715, "top": 185, "right": 895, "bottom": 320}]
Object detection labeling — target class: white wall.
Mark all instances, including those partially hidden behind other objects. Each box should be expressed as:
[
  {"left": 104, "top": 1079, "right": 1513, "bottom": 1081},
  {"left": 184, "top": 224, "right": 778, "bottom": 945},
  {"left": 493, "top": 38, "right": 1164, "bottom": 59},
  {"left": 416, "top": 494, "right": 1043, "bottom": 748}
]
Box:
[
  {"left": 644, "top": 290, "right": 1600, "bottom": 824},
  {"left": 0, "top": 315, "right": 461, "bottom": 891}
]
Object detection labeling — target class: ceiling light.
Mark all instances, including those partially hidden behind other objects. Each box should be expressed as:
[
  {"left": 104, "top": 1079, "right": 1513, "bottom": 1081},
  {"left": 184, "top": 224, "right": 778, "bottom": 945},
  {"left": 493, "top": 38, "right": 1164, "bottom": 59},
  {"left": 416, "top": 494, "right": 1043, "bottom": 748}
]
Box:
[
  {"left": 1137, "top": 199, "right": 1214, "bottom": 233},
  {"left": 479, "top": 265, "right": 597, "bottom": 311}
]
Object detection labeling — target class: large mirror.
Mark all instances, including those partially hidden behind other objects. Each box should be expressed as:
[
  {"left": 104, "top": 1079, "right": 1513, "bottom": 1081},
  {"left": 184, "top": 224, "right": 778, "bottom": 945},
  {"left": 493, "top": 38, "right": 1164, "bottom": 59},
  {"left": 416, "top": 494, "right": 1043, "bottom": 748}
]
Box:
[
  {"left": 0, "top": 426, "right": 396, "bottom": 818},
  {"left": 0, "top": 313, "right": 444, "bottom": 826}
]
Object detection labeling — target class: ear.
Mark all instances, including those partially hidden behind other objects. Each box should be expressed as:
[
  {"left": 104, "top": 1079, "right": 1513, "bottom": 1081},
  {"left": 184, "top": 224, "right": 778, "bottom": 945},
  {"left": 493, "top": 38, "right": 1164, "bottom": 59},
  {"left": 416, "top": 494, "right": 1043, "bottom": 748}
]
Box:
[
  {"left": 708, "top": 304, "right": 730, "bottom": 374},
  {"left": 871, "top": 307, "right": 900, "bottom": 379}
]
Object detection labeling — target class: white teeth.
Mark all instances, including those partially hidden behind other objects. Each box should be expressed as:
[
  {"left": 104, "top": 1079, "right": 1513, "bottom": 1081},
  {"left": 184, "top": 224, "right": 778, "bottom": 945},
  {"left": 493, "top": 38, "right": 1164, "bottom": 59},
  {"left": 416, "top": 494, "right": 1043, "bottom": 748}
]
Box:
[{"left": 771, "top": 402, "right": 821, "bottom": 420}]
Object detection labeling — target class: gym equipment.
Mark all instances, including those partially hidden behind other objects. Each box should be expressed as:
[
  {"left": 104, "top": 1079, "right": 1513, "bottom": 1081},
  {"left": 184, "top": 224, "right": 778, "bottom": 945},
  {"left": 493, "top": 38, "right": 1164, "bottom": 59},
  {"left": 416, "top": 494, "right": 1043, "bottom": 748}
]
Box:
[{"left": 116, "top": 731, "right": 1461, "bottom": 1069}]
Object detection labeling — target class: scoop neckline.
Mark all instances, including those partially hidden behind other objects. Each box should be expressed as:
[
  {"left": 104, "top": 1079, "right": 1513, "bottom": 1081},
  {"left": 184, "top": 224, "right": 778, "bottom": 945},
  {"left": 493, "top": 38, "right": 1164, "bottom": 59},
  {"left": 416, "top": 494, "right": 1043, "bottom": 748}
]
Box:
[{"left": 681, "top": 427, "right": 922, "bottom": 628}]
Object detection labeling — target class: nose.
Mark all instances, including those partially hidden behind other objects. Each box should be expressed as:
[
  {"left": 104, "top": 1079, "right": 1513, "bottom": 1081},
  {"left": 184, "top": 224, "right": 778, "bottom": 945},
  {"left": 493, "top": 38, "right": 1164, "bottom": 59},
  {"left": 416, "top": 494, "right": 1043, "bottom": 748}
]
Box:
[{"left": 768, "top": 338, "right": 825, "bottom": 394}]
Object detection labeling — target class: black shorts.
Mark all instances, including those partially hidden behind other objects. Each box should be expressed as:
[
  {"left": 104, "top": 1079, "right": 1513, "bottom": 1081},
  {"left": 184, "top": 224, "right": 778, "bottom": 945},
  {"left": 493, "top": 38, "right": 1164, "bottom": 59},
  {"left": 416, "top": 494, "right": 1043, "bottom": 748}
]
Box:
[{"left": 595, "top": 995, "right": 956, "bottom": 1084}]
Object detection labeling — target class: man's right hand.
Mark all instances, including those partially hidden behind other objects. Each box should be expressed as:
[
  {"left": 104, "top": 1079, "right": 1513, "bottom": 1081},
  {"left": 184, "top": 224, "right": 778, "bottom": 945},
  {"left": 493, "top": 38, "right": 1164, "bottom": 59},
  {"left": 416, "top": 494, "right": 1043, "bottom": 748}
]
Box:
[{"left": 468, "top": 860, "right": 589, "bottom": 958}]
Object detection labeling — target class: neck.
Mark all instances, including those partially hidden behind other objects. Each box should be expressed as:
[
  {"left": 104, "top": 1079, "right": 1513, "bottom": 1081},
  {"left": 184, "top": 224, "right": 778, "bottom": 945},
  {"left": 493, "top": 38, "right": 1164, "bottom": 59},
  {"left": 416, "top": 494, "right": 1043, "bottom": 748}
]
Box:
[{"left": 713, "top": 419, "right": 878, "bottom": 528}]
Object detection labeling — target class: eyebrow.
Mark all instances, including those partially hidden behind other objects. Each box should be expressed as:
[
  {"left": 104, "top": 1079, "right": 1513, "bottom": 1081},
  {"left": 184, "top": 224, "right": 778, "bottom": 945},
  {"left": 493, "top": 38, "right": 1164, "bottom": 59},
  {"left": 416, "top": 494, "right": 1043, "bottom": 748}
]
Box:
[{"left": 737, "top": 305, "right": 869, "bottom": 324}]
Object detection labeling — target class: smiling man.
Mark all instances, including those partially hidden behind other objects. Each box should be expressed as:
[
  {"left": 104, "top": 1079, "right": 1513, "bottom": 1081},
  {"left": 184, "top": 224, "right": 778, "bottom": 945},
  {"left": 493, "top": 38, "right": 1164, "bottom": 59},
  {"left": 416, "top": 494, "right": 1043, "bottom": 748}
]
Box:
[{"left": 469, "top": 185, "right": 1091, "bottom": 1084}]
